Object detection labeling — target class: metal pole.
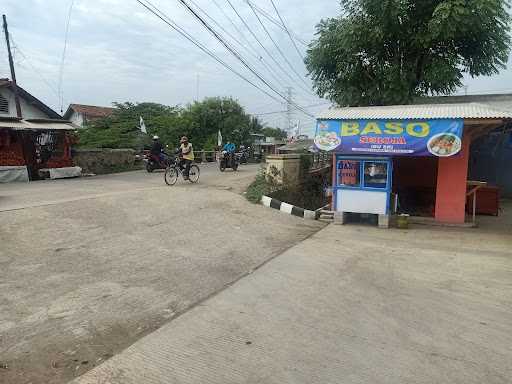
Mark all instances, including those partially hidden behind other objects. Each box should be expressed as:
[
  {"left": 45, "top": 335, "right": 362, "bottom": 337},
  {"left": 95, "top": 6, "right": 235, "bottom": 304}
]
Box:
[
  {"left": 472, "top": 192, "right": 476, "bottom": 225},
  {"left": 2, "top": 14, "right": 22, "bottom": 118}
]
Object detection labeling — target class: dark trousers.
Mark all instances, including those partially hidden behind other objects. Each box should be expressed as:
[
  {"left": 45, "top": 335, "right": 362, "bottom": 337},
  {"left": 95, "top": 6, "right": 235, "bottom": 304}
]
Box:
[{"left": 181, "top": 159, "right": 192, "bottom": 177}]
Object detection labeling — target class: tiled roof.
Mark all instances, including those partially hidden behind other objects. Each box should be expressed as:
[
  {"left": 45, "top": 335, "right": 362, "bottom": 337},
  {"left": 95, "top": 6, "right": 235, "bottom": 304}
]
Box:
[
  {"left": 67, "top": 104, "right": 115, "bottom": 118},
  {"left": 317, "top": 103, "right": 512, "bottom": 120}
]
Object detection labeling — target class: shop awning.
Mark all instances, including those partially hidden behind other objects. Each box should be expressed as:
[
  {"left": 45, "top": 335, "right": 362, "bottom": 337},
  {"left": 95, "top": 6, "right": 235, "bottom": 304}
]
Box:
[
  {"left": 317, "top": 103, "right": 512, "bottom": 120},
  {"left": 0, "top": 117, "right": 77, "bottom": 131}
]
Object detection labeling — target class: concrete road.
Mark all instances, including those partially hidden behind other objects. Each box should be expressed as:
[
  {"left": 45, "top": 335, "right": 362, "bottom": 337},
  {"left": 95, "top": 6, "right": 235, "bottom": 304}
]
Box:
[
  {"left": 72, "top": 217, "right": 512, "bottom": 384},
  {"left": 0, "top": 164, "right": 325, "bottom": 384}
]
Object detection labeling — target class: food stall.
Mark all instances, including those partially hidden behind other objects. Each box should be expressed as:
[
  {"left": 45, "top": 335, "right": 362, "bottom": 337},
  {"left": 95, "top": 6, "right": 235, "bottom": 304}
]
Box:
[
  {"left": 0, "top": 117, "right": 79, "bottom": 182},
  {"left": 314, "top": 103, "right": 512, "bottom": 227}
]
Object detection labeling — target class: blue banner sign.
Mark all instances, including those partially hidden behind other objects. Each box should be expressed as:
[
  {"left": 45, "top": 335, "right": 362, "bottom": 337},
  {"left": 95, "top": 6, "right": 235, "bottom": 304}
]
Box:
[{"left": 314, "top": 119, "right": 464, "bottom": 157}]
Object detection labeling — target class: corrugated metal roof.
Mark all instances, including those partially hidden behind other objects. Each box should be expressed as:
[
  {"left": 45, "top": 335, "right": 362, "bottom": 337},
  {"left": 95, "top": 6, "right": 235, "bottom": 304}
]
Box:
[
  {"left": 317, "top": 103, "right": 512, "bottom": 120},
  {"left": 0, "top": 119, "right": 77, "bottom": 131}
]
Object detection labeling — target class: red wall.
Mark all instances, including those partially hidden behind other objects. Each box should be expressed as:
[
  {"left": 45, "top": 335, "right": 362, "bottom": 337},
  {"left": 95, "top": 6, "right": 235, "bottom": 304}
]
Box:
[
  {"left": 435, "top": 135, "right": 471, "bottom": 223},
  {"left": 0, "top": 130, "right": 25, "bottom": 166}
]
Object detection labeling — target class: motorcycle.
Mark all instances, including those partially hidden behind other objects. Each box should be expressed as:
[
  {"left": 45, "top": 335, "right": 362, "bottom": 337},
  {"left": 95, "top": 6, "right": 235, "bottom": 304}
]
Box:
[
  {"left": 219, "top": 150, "right": 239, "bottom": 172},
  {"left": 237, "top": 149, "right": 249, "bottom": 164},
  {"left": 144, "top": 151, "right": 172, "bottom": 172}
]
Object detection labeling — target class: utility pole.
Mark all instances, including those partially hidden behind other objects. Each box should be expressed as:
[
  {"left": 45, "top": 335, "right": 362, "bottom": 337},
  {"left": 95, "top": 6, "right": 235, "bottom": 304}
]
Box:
[
  {"left": 2, "top": 14, "right": 22, "bottom": 118},
  {"left": 285, "top": 86, "right": 293, "bottom": 136}
]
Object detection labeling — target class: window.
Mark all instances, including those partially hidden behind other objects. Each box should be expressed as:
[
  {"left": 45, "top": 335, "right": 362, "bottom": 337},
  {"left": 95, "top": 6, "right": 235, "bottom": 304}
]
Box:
[
  {"left": 0, "top": 94, "right": 8, "bottom": 114},
  {"left": 337, "top": 160, "right": 361, "bottom": 187},
  {"left": 363, "top": 162, "right": 388, "bottom": 189}
]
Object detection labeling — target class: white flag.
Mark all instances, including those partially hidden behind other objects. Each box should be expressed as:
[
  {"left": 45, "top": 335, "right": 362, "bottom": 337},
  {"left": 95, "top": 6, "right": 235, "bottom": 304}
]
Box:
[
  {"left": 217, "top": 130, "right": 223, "bottom": 146},
  {"left": 139, "top": 116, "right": 147, "bottom": 134}
]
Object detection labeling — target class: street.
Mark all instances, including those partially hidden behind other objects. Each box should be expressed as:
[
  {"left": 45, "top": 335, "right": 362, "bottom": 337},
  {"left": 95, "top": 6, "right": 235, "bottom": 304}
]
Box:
[
  {"left": 0, "top": 164, "right": 325, "bottom": 384},
  {"left": 74, "top": 207, "right": 512, "bottom": 384}
]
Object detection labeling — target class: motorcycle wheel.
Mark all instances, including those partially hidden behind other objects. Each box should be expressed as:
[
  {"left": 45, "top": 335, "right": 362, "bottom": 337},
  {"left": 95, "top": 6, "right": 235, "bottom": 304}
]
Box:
[
  {"left": 232, "top": 162, "right": 239, "bottom": 171},
  {"left": 164, "top": 166, "right": 178, "bottom": 186},
  {"left": 219, "top": 161, "right": 226, "bottom": 172},
  {"left": 188, "top": 165, "right": 200, "bottom": 183},
  {"left": 146, "top": 163, "right": 154, "bottom": 173}
]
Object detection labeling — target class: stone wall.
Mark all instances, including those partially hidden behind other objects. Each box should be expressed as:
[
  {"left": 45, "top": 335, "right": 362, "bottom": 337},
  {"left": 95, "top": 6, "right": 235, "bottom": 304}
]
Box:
[
  {"left": 72, "top": 148, "right": 137, "bottom": 174},
  {"left": 265, "top": 154, "right": 302, "bottom": 186}
]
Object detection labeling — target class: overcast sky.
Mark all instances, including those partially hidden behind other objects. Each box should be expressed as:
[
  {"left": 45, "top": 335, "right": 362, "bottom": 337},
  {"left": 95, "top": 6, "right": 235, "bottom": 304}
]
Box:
[{"left": 2, "top": 0, "right": 512, "bottom": 135}]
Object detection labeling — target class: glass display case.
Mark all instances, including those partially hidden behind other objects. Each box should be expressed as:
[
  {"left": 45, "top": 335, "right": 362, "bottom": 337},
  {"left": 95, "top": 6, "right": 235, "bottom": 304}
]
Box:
[{"left": 334, "top": 156, "right": 392, "bottom": 215}]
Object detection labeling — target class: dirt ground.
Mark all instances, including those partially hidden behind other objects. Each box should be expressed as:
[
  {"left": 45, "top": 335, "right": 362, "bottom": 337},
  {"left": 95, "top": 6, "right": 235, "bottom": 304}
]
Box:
[{"left": 0, "top": 165, "right": 324, "bottom": 384}]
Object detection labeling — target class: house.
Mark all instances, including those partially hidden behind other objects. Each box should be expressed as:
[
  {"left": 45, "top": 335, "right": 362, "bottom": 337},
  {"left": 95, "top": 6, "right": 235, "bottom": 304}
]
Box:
[
  {"left": 277, "top": 138, "right": 315, "bottom": 153},
  {"left": 0, "top": 78, "right": 62, "bottom": 119},
  {"left": 63, "top": 104, "right": 115, "bottom": 127},
  {"left": 250, "top": 133, "right": 286, "bottom": 155},
  {"left": 0, "top": 79, "right": 79, "bottom": 182}
]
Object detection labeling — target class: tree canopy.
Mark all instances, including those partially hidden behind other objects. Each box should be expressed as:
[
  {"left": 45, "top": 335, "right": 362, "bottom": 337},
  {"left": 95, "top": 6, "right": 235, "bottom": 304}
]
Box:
[
  {"left": 305, "top": 0, "right": 511, "bottom": 106},
  {"left": 78, "top": 97, "right": 271, "bottom": 150}
]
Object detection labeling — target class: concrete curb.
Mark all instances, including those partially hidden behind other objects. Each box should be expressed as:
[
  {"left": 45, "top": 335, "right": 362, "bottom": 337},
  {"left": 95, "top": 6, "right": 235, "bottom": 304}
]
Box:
[{"left": 261, "top": 195, "right": 319, "bottom": 220}]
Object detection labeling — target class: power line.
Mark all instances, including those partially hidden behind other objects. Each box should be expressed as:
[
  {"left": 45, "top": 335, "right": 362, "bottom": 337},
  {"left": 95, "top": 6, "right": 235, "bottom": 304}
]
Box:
[
  {"left": 188, "top": 0, "right": 287, "bottom": 91},
  {"left": 252, "top": 101, "right": 331, "bottom": 116},
  {"left": 9, "top": 37, "right": 60, "bottom": 100},
  {"left": 135, "top": 0, "right": 299, "bottom": 109},
  {"left": 174, "top": 0, "right": 314, "bottom": 116},
  {"left": 246, "top": 1, "right": 308, "bottom": 46},
  {"left": 223, "top": 0, "right": 315, "bottom": 98},
  {"left": 244, "top": 0, "right": 310, "bottom": 89},
  {"left": 268, "top": 0, "right": 305, "bottom": 62},
  {"left": 58, "top": 0, "right": 76, "bottom": 113}
]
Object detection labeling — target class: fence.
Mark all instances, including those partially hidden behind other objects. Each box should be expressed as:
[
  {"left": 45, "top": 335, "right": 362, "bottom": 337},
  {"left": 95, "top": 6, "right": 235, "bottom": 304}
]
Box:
[
  {"left": 309, "top": 152, "right": 333, "bottom": 170},
  {"left": 194, "top": 151, "right": 217, "bottom": 163}
]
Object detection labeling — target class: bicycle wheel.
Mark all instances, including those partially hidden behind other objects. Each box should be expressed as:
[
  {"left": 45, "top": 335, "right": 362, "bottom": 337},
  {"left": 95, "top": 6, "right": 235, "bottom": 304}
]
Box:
[
  {"left": 188, "top": 165, "right": 200, "bottom": 183},
  {"left": 164, "top": 166, "right": 178, "bottom": 186}
]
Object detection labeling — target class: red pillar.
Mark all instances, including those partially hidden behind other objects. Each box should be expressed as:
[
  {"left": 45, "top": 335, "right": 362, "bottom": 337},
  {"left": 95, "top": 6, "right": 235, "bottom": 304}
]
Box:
[{"left": 434, "top": 135, "right": 470, "bottom": 223}]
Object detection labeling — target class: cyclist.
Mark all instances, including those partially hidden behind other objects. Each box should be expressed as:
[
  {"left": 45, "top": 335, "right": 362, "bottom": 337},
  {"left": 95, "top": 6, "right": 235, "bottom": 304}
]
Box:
[{"left": 179, "top": 136, "right": 194, "bottom": 180}]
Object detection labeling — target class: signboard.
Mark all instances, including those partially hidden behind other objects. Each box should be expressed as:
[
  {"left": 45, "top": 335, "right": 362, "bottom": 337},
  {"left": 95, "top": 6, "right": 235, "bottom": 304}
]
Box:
[{"left": 314, "top": 119, "right": 464, "bottom": 157}]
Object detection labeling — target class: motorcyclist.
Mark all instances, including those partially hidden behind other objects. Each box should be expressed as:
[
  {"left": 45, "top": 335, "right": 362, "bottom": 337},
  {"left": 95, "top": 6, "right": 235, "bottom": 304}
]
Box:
[
  {"left": 223, "top": 141, "right": 236, "bottom": 153},
  {"left": 150, "top": 135, "right": 165, "bottom": 162},
  {"left": 179, "top": 136, "right": 194, "bottom": 180},
  {"left": 222, "top": 141, "right": 236, "bottom": 166}
]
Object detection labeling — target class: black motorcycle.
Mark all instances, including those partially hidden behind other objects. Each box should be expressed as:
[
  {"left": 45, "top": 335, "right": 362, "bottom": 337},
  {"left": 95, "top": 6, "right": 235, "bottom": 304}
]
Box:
[
  {"left": 219, "top": 150, "right": 239, "bottom": 172},
  {"left": 144, "top": 151, "right": 172, "bottom": 172},
  {"left": 237, "top": 150, "right": 249, "bottom": 164}
]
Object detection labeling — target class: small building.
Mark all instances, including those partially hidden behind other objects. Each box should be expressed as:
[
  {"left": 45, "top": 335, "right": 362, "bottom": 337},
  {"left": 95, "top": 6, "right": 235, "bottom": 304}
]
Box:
[
  {"left": 63, "top": 104, "right": 115, "bottom": 127},
  {"left": 0, "top": 118, "right": 78, "bottom": 182},
  {"left": 0, "top": 80, "right": 79, "bottom": 182},
  {"left": 277, "top": 138, "right": 315, "bottom": 153},
  {"left": 315, "top": 103, "right": 512, "bottom": 227},
  {"left": 250, "top": 133, "right": 286, "bottom": 155},
  {"left": 0, "top": 78, "right": 62, "bottom": 119},
  {"left": 418, "top": 94, "right": 512, "bottom": 197}
]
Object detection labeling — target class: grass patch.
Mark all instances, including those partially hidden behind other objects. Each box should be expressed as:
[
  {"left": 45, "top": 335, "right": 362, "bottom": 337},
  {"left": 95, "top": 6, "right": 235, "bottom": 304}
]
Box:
[{"left": 245, "top": 171, "right": 271, "bottom": 203}]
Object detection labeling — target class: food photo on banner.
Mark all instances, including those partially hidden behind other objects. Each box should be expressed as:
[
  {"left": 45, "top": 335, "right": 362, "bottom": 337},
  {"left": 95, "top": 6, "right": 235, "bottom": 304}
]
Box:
[{"left": 314, "top": 119, "right": 464, "bottom": 157}]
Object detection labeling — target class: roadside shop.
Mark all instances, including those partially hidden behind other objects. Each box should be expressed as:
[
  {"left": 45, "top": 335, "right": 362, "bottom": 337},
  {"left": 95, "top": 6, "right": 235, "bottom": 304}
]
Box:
[
  {"left": 314, "top": 103, "right": 512, "bottom": 227},
  {"left": 0, "top": 117, "right": 79, "bottom": 182}
]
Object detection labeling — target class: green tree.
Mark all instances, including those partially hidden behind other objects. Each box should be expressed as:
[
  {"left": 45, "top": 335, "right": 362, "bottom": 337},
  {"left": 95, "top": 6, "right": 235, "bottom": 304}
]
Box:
[
  {"left": 261, "top": 127, "right": 288, "bottom": 140},
  {"left": 78, "top": 102, "right": 181, "bottom": 149},
  {"left": 78, "top": 98, "right": 264, "bottom": 150},
  {"left": 306, "top": 0, "right": 511, "bottom": 106}
]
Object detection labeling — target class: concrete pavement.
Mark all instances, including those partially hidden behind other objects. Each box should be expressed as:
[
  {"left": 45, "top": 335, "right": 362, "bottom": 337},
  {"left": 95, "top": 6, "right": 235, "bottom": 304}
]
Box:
[
  {"left": 0, "top": 165, "right": 325, "bottom": 384},
  {"left": 73, "top": 219, "right": 512, "bottom": 384}
]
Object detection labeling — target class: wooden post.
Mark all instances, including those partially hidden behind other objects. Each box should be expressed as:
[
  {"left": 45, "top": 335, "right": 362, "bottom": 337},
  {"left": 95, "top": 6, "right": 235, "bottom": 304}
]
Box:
[{"left": 2, "top": 15, "right": 22, "bottom": 118}]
